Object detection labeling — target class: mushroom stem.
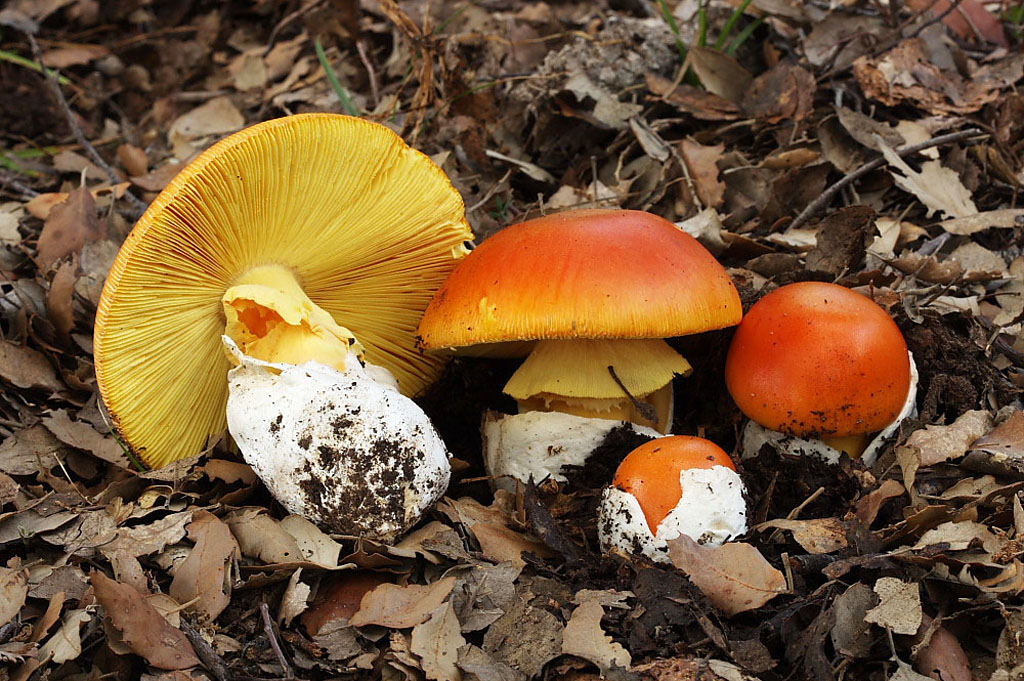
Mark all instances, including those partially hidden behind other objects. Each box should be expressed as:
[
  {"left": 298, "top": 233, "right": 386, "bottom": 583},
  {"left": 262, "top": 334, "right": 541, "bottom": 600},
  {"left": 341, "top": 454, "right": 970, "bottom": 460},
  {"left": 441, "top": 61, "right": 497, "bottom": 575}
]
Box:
[
  {"left": 820, "top": 433, "right": 869, "bottom": 459},
  {"left": 223, "top": 264, "right": 363, "bottom": 373}
]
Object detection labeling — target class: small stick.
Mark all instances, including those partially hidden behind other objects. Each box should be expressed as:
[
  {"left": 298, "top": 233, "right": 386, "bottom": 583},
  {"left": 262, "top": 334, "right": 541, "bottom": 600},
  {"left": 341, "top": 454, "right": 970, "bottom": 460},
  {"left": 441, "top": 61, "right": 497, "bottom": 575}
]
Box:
[
  {"left": 260, "top": 602, "right": 294, "bottom": 680},
  {"left": 356, "top": 39, "right": 380, "bottom": 107},
  {"left": 180, "top": 617, "right": 232, "bottom": 681},
  {"left": 789, "top": 127, "right": 986, "bottom": 230},
  {"left": 607, "top": 365, "right": 659, "bottom": 425},
  {"left": 0, "top": 171, "right": 40, "bottom": 199},
  {"left": 26, "top": 34, "right": 149, "bottom": 217}
]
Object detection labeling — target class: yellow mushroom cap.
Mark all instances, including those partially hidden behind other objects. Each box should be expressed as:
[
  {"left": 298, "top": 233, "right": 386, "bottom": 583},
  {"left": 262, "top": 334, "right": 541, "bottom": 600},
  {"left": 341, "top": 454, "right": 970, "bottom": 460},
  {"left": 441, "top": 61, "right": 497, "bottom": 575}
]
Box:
[{"left": 94, "top": 114, "right": 473, "bottom": 468}]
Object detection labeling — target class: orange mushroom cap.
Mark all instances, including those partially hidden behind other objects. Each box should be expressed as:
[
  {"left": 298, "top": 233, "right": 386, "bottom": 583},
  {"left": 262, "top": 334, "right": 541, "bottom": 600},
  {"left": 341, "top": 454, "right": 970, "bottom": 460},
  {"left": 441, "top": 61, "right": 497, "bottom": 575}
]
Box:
[
  {"left": 612, "top": 436, "right": 736, "bottom": 532},
  {"left": 417, "top": 209, "right": 741, "bottom": 352},
  {"left": 725, "top": 281, "right": 911, "bottom": 438}
]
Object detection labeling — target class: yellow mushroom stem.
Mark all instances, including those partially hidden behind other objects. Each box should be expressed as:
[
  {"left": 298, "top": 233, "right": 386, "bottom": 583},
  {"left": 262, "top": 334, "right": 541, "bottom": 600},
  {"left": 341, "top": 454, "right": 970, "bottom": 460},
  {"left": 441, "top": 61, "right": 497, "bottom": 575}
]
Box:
[
  {"left": 820, "top": 433, "right": 870, "bottom": 459},
  {"left": 502, "top": 338, "right": 692, "bottom": 435},
  {"left": 222, "top": 264, "right": 362, "bottom": 371}
]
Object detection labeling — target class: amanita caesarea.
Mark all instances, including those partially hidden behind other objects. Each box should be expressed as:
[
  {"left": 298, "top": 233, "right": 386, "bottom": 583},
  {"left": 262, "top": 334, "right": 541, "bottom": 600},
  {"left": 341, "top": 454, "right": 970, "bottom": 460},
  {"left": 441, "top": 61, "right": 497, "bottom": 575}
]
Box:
[
  {"left": 94, "top": 115, "right": 472, "bottom": 540},
  {"left": 417, "top": 209, "right": 742, "bottom": 487},
  {"left": 725, "top": 282, "right": 918, "bottom": 466},
  {"left": 599, "top": 436, "right": 748, "bottom": 563}
]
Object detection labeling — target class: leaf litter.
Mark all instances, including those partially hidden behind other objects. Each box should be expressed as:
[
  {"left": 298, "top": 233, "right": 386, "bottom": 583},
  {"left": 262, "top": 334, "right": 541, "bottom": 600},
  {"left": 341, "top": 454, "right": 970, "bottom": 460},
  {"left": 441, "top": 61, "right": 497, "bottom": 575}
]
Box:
[{"left": 1, "top": 0, "right": 1024, "bottom": 680}]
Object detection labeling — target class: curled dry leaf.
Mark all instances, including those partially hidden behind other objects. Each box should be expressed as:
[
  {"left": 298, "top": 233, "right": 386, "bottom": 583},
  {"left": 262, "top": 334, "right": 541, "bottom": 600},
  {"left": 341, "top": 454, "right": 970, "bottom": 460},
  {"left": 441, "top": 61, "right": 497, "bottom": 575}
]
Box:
[
  {"left": 411, "top": 601, "right": 466, "bottom": 681},
  {"left": 561, "top": 591, "right": 632, "bottom": 675},
  {"left": 665, "top": 536, "right": 787, "bottom": 616},
  {"left": 350, "top": 576, "right": 457, "bottom": 629},
  {"left": 855, "top": 479, "right": 906, "bottom": 527},
  {"left": 864, "top": 578, "right": 922, "bottom": 635},
  {"left": 169, "top": 510, "right": 239, "bottom": 622},
  {"left": 90, "top": 571, "right": 200, "bottom": 670}
]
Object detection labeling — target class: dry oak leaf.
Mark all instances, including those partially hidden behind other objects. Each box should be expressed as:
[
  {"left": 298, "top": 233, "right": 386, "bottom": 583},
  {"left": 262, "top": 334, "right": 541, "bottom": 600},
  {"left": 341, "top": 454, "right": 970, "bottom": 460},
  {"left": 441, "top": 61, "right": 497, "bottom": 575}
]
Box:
[
  {"left": 680, "top": 140, "right": 726, "bottom": 209},
  {"left": 0, "top": 343, "right": 64, "bottom": 394},
  {"left": 169, "top": 510, "right": 239, "bottom": 622},
  {"left": 350, "top": 576, "right": 457, "bottom": 629},
  {"left": 898, "top": 410, "right": 993, "bottom": 467},
  {"left": 90, "top": 571, "right": 200, "bottom": 670},
  {"left": 411, "top": 601, "right": 467, "bottom": 681},
  {"left": 864, "top": 578, "right": 922, "bottom": 635},
  {"left": 878, "top": 138, "right": 977, "bottom": 219},
  {"left": 42, "top": 409, "right": 129, "bottom": 468},
  {"left": 37, "top": 186, "right": 105, "bottom": 270},
  {"left": 666, "top": 536, "right": 786, "bottom": 616},
  {"left": 561, "top": 591, "right": 632, "bottom": 675}
]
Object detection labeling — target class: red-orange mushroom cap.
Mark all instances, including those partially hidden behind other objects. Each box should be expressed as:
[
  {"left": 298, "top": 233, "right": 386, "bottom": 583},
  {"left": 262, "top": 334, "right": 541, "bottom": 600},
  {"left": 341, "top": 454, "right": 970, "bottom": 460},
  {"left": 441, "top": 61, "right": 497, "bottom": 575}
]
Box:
[
  {"left": 418, "top": 209, "right": 741, "bottom": 348},
  {"left": 725, "top": 281, "right": 911, "bottom": 442}
]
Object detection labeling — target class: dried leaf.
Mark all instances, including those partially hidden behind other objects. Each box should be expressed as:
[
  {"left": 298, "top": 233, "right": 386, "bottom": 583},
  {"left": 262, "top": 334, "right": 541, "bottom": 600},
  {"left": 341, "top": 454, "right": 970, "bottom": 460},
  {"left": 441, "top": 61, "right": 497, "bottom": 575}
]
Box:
[
  {"left": 0, "top": 566, "right": 29, "bottom": 626},
  {"left": 169, "top": 510, "right": 239, "bottom": 622},
  {"left": 42, "top": 409, "right": 129, "bottom": 467},
  {"left": 878, "top": 138, "right": 977, "bottom": 219},
  {"left": 41, "top": 43, "right": 108, "bottom": 67},
  {"left": 561, "top": 592, "right": 631, "bottom": 675},
  {"left": 278, "top": 568, "right": 310, "bottom": 627},
  {"left": 38, "top": 608, "right": 91, "bottom": 664},
  {"left": 756, "top": 518, "right": 849, "bottom": 554},
  {"left": 46, "top": 257, "right": 76, "bottom": 338},
  {"left": 904, "top": 0, "right": 1008, "bottom": 47},
  {"left": 831, "top": 583, "right": 876, "bottom": 658},
  {"left": 0, "top": 425, "right": 63, "bottom": 476},
  {"left": 914, "top": 520, "right": 1001, "bottom": 553},
  {"left": 743, "top": 62, "right": 814, "bottom": 123},
  {"left": 37, "top": 187, "right": 104, "bottom": 270},
  {"left": 666, "top": 536, "right": 787, "bottom": 616},
  {"left": 680, "top": 140, "right": 726, "bottom": 208},
  {"left": 457, "top": 645, "right": 528, "bottom": 681},
  {"left": 645, "top": 73, "right": 740, "bottom": 121},
  {"left": 898, "top": 410, "right": 993, "bottom": 467},
  {"left": 481, "top": 593, "right": 563, "bottom": 678},
  {"left": 864, "top": 578, "right": 922, "bottom": 635},
  {"left": 411, "top": 601, "right": 466, "bottom": 681},
  {"left": 856, "top": 479, "right": 906, "bottom": 527},
  {"left": 687, "top": 47, "right": 752, "bottom": 103},
  {"left": 938, "top": 209, "right": 1024, "bottom": 235},
  {"left": 350, "top": 577, "right": 457, "bottom": 628},
  {"left": 227, "top": 509, "right": 304, "bottom": 564},
  {"left": 0, "top": 343, "right": 64, "bottom": 394},
  {"left": 91, "top": 571, "right": 200, "bottom": 670},
  {"left": 914, "top": 614, "right": 971, "bottom": 681}
]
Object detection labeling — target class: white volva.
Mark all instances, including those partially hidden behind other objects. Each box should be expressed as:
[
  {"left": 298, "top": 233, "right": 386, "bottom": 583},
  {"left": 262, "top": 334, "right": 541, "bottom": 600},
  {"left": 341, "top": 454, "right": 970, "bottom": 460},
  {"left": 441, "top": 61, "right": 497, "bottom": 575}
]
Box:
[
  {"left": 482, "top": 410, "right": 662, "bottom": 490},
  {"left": 599, "top": 465, "right": 748, "bottom": 563},
  {"left": 740, "top": 351, "right": 920, "bottom": 466},
  {"left": 223, "top": 337, "right": 450, "bottom": 543}
]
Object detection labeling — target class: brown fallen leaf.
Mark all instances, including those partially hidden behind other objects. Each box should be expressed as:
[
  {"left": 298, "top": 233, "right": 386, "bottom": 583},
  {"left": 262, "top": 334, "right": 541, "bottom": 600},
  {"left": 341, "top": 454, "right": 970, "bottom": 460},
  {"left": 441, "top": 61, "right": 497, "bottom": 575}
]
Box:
[
  {"left": 169, "top": 510, "right": 239, "bottom": 622},
  {"left": 855, "top": 479, "right": 905, "bottom": 527},
  {"left": 743, "top": 62, "right": 815, "bottom": 123},
  {"left": 687, "top": 46, "right": 752, "bottom": 103},
  {"left": 42, "top": 409, "right": 129, "bottom": 468},
  {"left": 0, "top": 565, "right": 29, "bottom": 626},
  {"left": 90, "top": 571, "right": 200, "bottom": 670},
  {"left": 46, "top": 257, "right": 77, "bottom": 340},
  {"left": 904, "top": 0, "right": 1008, "bottom": 47},
  {"left": 440, "top": 496, "right": 551, "bottom": 567},
  {"left": 302, "top": 571, "right": 392, "bottom": 636},
  {"left": 36, "top": 186, "right": 105, "bottom": 270},
  {"left": 645, "top": 73, "right": 740, "bottom": 121},
  {"left": 665, "top": 536, "right": 787, "bottom": 616},
  {"left": 130, "top": 162, "right": 184, "bottom": 192},
  {"left": 116, "top": 144, "right": 148, "bottom": 177},
  {"left": 41, "top": 43, "right": 109, "bottom": 67},
  {"left": 411, "top": 601, "right": 466, "bottom": 681},
  {"left": 913, "top": 614, "right": 971, "bottom": 681},
  {"left": 680, "top": 139, "right": 726, "bottom": 209},
  {"left": 756, "top": 518, "right": 849, "bottom": 554},
  {"left": 350, "top": 577, "right": 457, "bottom": 629},
  {"left": 561, "top": 591, "right": 631, "bottom": 675},
  {"left": 0, "top": 343, "right": 64, "bottom": 394},
  {"left": 898, "top": 410, "right": 993, "bottom": 467}
]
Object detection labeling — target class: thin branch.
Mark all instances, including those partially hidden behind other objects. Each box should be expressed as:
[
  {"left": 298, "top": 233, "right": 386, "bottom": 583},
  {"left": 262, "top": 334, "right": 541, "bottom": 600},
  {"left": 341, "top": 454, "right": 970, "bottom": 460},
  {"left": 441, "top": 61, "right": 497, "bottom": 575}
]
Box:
[
  {"left": 26, "top": 34, "right": 148, "bottom": 217},
  {"left": 260, "top": 602, "right": 294, "bottom": 680},
  {"left": 180, "top": 617, "right": 232, "bottom": 681},
  {"left": 789, "top": 127, "right": 986, "bottom": 230}
]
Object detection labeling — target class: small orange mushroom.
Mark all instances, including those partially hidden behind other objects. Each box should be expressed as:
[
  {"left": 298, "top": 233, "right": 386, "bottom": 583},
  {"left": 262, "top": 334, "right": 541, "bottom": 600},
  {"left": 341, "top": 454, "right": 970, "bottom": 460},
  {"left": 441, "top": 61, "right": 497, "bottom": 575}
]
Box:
[
  {"left": 599, "top": 436, "right": 747, "bottom": 560},
  {"left": 725, "top": 281, "right": 912, "bottom": 458}
]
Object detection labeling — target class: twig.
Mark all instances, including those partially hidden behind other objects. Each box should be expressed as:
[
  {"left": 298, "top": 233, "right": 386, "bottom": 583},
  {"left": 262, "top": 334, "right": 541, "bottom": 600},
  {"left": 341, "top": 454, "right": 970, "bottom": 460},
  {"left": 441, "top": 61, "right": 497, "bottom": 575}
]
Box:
[
  {"left": 0, "top": 171, "right": 40, "bottom": 199},
  {"left": 180, "top": 617, "right": 232, "bottom": 681},
  {"left": 26, "top": 34, "right": 149, "bottom": 217},
  {"left": 356, "top": 39, "right": 380, "bottom": 107},
  {"left": 264, "top": 0, "right": 327, "bottom": 56},
  {"left": 260, "top": 602, "right": 294, "bottom": 680},
  {"left": 607, "top": 365, "right": 659, "bottom": 425},
  {"left": 789, "top": 128, "right": 986, "bottom": 230}
]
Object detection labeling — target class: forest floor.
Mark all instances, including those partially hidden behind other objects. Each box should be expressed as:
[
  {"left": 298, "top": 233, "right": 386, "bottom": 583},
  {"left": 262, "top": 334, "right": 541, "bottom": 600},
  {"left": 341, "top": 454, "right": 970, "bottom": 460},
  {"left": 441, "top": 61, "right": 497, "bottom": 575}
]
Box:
[{"left": 2, "top": 1, "right": 1024, "bottom": 680}]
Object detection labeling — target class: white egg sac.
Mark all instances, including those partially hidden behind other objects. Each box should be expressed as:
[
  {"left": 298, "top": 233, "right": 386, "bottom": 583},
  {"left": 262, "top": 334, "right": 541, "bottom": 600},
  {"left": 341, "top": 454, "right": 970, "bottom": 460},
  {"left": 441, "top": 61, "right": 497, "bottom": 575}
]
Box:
[
  {"left": 482, "top": 409, "right": 663, "bottom": 491},
  {"left": 223, "top": 338, "right": 450, "bottom": 543},
  {"left": 598, "top": 465, "right": 748, "bottom": 564}
]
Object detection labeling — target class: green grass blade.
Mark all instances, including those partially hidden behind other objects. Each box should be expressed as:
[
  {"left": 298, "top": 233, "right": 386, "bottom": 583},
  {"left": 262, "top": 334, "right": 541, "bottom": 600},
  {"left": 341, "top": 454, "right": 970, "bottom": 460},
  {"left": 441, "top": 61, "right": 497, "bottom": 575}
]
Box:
[
  {"left": 314, "top": 37, "right": 360, "bottom": 117},
  {"left": 0, "top": 49, "right": 73, "bottom": 86},
  {"left": 725, "top": 16, "right": 764, "bottom": 56},
  {"left": 697, "top": 1, "right": 709, "bottom": 48},
  {"left": 715, "top": 0, "right": 755, "bottom": 50}
]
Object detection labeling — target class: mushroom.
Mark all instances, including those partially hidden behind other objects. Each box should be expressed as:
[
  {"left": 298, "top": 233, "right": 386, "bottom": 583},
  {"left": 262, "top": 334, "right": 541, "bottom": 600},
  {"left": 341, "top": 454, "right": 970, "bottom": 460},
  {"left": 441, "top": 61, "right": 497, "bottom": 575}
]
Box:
[
  {"left": 725, "top": 281, "right": 917, "bottom": 465},
  {"left": 598, "top": 436, "right": 747, "bottom": 563},
  {"left": 95, "top": 113, "right": 472, "bottom": 469},
  {"left": 417, "top": 209, "right": 741, "bottom": 485}
]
